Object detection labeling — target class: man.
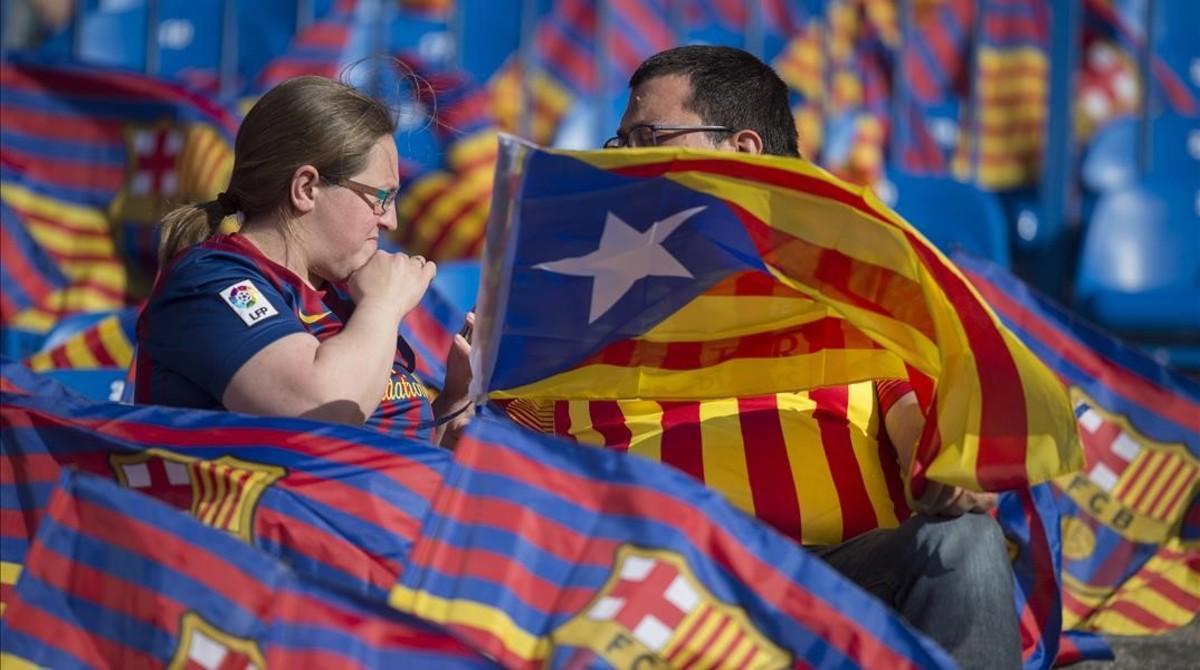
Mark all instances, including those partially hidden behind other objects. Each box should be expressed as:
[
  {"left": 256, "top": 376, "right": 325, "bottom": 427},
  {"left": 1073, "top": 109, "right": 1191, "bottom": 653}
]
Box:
[{"left": 555, "top": 45, "right": 1018, "bottom": 669}]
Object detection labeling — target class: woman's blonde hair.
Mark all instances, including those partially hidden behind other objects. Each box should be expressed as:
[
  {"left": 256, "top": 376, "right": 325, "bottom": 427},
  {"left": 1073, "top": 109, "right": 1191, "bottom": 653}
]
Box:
[{"left": 158, "top": 76, "right": 396, "bottom": 266}]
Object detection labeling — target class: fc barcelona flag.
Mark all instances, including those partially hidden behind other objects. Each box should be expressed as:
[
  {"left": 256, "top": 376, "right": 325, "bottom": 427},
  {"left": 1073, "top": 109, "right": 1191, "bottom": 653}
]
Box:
[
  {"left": 0, "top": 200, "right": 68, "bottom": 327},
  {"left": 1, "top": 376, "right": 451, "bottom": 607},
  {"left": 392, "top": 415, "right": 954, "bottom": 669},
  {"left": 957, "top": 253, "right": 1200, "bottom": 636},
  {"left": 473, "top": 136, "right": 1080, "bottom": 495},
  {"left": 0, "top": 471, "right": 495, "bottom": 669},
  {"left": 951, "top": 0, "right": 1050, "bottom": 189},
  {"left": 0, "top": 59, "right": 237, "bottom": 316}
]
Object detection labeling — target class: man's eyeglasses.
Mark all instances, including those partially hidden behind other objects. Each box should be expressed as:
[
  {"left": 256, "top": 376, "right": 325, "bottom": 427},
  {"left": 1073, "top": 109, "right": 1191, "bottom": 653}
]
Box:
[
  {"left": 603, "top": 124, "right": 733, "bottom": 149},
  {"left": 336, "top": 178, "right": 399, "bottom": 216}
]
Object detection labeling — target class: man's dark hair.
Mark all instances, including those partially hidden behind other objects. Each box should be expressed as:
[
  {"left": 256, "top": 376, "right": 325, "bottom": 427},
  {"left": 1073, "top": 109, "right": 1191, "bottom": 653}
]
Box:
[{"left": 629, "top": 45, "right": 799, "bottom": 158}]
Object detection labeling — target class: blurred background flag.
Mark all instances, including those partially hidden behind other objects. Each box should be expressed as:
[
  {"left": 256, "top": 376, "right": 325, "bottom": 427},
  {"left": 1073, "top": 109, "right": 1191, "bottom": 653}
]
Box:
[
  {"left": 1, "top": 374, "right": 453, "bottom": 606},
  {"left": 1081, "top": 0, "right": 1196, "bottom": 118},
  {"left": 393, "top": 58, "right": 500, "bottom": 261},
  {"left": 956, "top": 252, "right": 1200, "bottom": 638},
  {"left": 0, "top": 471, "right": 496, "bottom": 669},
  {"left": 0, "top": 59, "right": 238, "bottom": 329},
  {"left": 951, "top": 0, "right": 1050, "bottom": 189},
  {"left": 23, "top": 306, "right": 138, "bottom": 373},
  {"left": 0, "top": 200, "right": 68, "bottom": 329},
  {"left": 474, "top": 137, "right": 1081, "bottom": 495},
  {"left": 256, "top": 0, "right": 368, "bottom": 89},
  {"left": 390, "top": 414, "right": 956, "bottom": 669}
]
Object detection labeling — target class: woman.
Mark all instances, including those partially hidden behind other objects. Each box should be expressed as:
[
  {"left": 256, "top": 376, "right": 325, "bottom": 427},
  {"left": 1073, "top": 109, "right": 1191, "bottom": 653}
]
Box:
[{"left": 134, "top": 76, "right": 471, "bottom": 445}]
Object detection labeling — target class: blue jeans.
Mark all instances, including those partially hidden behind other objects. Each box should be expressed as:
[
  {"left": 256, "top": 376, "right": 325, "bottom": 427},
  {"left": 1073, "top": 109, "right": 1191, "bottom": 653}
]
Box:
[{"left": 812, "top": 513, "right": 1021, "bottom": 669}]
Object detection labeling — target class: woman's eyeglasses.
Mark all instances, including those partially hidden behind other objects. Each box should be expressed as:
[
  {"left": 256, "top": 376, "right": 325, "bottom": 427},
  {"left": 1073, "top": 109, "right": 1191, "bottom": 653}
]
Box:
[
  {"left": 603, "top": 124, "right": 734, "bottom": 149},
  {"left": 337, "top": 178, "right": 399, "bottom": 216}
]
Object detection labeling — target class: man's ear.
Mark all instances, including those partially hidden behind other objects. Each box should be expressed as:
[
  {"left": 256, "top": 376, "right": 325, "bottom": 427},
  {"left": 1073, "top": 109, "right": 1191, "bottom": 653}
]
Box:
[
  {"left": 289, "top": 165, "right": 320, "bottom": 214},
  {"left": 729, "top": 129, "right": 764, "bottom": 155}
]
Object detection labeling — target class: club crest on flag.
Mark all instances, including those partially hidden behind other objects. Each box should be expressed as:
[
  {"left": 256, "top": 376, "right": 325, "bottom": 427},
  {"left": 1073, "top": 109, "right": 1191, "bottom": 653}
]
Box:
[
  {"left": 109, "top": 449, "right": 285, "bottom": 542},
  {"left": 1059, "top": 389, "right": 1198, "bottom": 545},
  {"left": 551, "top": 546, "right": 789, "bottom": 668},
  {"left": 167, "top": 612, "right": 265, "bottom": 670},
  {"left": 110, "top": 120, "right": 235, "bottom": 225}
]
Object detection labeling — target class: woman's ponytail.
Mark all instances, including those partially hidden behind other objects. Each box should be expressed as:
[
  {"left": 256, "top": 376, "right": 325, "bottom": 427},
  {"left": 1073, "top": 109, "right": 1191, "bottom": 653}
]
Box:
[{"left": 156, "top": 192, "right": 240, "bottom": 267}]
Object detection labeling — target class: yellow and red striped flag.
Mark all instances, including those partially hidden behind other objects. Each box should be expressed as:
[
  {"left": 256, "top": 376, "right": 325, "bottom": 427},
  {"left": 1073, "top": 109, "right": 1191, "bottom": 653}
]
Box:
[
  {"left": 395, "top": 129, "right": 497, "bottom": 260},
  {"left": 952, "top": 0, "right": 1049, "bottom": 189},
  {"left": 474, "top": 137, "right": 1081, "bottom": 495},
  {"left": 504, "top": 379, "right": 914, "bottom": 547},
  {"left": 24, "top": 307, "right": 138, "bottom": 372}
]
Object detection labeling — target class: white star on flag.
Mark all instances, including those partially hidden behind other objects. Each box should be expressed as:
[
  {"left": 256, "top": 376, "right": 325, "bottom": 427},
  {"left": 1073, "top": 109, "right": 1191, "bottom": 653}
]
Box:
[{"left": 535, "top": 206, "right": 705, "bottom": 323}]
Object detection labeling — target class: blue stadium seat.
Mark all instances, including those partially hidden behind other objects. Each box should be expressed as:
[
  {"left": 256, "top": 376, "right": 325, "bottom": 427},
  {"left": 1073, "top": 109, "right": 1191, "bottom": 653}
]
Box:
[
  {"left": 1082, "top": 118, "right": 1138, "bottom": 194},
  {"left": 157, "top": 1, "right": 226, "bottom": 84},
  {"left": 1074, "top": 176, "right": 1200, "bottom": 359},
  {"left": 430, "top": 260, "right": 480, "bottom": 313},
  {"left": 1148, "top": 113, "right": 1200, "bottom": 174},
  {"left": 70, "top": 0, "right": 152, "bottom": 72},
  {"left": 237, "top": 0, "right": 302, "bottom": 87},
  {"left": 457, "top": 0, "right": 527, "bottom": 82},
  {"left": 875, "top": 171, "right": 1012, "bottom": 268},
  {"left": 42, "top": 368, "right": 129, "bottom": 402}
]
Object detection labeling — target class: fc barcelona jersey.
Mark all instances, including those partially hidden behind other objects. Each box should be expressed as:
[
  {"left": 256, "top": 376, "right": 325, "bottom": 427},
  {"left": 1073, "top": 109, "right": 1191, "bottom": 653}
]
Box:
[{"left": 134, "top": 234, "right": 435, "bottom": 442}]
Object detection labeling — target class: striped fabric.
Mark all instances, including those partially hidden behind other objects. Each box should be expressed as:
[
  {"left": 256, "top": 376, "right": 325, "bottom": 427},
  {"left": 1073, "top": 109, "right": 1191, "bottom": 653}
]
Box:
[
  {"left": 391, "top": 415, "right": 955, "bottom": 670},
  {"left": 951, "top": 0, "right": 1050, "bottom": 189},
  {"left": 24, "top": 307, "right": 137, "bottom": 372},
  {"left": 1, "top": 385, "right": 452, "bottom": 607},
  {"left": 902, "top": 0, "right": 974, "bottom": 105},
  {"left": 480, "top": 140, "right": 1081, "bottom": 496},
  {"left": 489, "top": 61, "right": 574, "bottom": 146},
  {"left": 0, "top": 61, "right": 237, "bottom": 325},
  {"left": 506, "top": 381, "right": 913, "bottom": 547},
  {"left": 957, "top": 253, "right": 1199, "bottom": 640},
  {"left": 396, "top": 130, "right": 497, "bottom": 261},
  {"left": 0, "top": 472, "right": 495, "bottom": 669},
  {"left": 1078, "top": 540, "right": 1200, "bottom": 634},
  {"left": 0, "top": 201, "right": 67, "bottom": 327}
]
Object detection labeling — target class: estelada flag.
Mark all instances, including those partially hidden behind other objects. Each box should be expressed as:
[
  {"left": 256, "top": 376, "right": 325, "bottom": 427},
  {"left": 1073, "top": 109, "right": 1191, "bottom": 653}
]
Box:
[
  {"left": 0, "top": 471, "right": 495, "bottom": 669},
  {"left": 391, "top": 414, "right": 955, "bottom": 669},
  {"left": 473, "top": 136, "right": 1080, "bottom": 495}
]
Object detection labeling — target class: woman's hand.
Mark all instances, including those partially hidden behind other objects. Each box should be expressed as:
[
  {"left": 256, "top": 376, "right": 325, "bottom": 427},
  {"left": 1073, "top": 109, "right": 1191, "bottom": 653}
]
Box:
[
  {"left": 434, "top": 312, "right": 475, "bottom": 448},
  {"left": 347, "top": 251, "right": 436, "bottom": 319},
  {"left": 440, "top": 312, "right": 474, "bottom": 406}
]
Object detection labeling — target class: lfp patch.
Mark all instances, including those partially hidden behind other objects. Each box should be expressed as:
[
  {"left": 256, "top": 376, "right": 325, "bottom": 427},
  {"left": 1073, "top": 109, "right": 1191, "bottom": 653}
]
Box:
[{"left": 219, "top": 280, "right": 279, "bottom": 327}]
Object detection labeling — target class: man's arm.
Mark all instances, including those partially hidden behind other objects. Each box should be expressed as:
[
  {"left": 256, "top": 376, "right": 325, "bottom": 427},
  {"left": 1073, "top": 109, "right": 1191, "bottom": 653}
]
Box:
[{"left": 882, "top": 387, "right": 996, "bottom": 516}]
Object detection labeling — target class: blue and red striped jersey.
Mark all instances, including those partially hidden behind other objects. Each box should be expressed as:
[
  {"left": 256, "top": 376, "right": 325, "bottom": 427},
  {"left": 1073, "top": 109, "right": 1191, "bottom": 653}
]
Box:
[{"left": 134, "top": 234, "right": 435, "bottom": 442}]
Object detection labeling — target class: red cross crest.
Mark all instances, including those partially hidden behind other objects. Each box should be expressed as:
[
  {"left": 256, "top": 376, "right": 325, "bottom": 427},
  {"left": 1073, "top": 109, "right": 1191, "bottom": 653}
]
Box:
[
  {"left": 170, "top": 613, "right": 263, "bottom": 670},
  {"left": 1077, "top": 404, "right": 1141, "bottom": 493},
  {"left": 130, "top": 127, "right": 184, "bottom": 197},
  {"left": 109, "top": 451, "right": 284, "bottom": 542},
  {"left": 587, "top": 555, "right": 699, "bottom": 651},
  {"left": 180, "top": 632, "right": 258, "bottom": 670},
  {"left": 554, "top": 547, "right": 790, "bottom": 667},
  {"left": 112, "top": 453, "right": 195, "bottom": 511}
]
